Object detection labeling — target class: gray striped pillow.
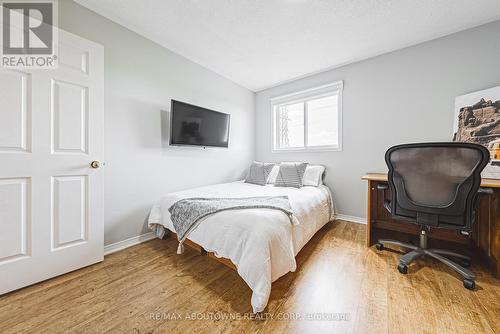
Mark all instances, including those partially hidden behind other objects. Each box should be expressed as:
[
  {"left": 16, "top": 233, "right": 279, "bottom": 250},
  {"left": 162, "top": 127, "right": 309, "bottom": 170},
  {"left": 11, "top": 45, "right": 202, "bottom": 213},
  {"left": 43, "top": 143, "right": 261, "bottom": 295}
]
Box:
[
  {"left": 245, "top": 162, "right": 275, "bottom": 186},
  {"left": 275, "top": 162, "right": 309, "bottom": 188}
]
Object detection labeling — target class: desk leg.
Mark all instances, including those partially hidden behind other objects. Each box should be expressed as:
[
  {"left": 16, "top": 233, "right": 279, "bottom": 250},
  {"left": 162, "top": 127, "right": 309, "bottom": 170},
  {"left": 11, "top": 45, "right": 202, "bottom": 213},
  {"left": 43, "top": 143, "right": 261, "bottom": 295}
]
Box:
[{"left": 366, "top": 180, "right": 372, "bottom": 247}]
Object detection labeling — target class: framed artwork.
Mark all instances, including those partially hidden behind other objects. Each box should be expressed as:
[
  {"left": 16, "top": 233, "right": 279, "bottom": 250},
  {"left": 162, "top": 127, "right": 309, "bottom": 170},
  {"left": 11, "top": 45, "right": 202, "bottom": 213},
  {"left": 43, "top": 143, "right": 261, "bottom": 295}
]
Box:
[{"left": 453, "top": 85, "right": 500, "bottom": 179}]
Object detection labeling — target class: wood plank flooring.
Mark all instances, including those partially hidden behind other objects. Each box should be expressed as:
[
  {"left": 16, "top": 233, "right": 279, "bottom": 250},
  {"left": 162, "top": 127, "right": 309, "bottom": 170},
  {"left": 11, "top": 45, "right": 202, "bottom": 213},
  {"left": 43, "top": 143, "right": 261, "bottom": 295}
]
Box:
[{"left": 1, "top": 220, "right": 499, "bottom": 334}]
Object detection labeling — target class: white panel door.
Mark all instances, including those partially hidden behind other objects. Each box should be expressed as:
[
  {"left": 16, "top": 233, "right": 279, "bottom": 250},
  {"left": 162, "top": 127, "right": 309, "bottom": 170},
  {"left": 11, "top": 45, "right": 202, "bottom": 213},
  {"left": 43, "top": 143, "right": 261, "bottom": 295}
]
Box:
[{"left": 0, "top": 30, "right": 104, "bottom": 294}]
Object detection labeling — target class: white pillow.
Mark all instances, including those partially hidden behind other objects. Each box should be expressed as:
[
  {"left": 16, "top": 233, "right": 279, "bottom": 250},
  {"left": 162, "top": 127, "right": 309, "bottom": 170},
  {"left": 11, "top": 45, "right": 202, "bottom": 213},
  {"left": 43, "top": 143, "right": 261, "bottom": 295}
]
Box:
[
  {"left": 268, "top": 164, "right": 325, "bottom": 186},
  {"left": 302, "top": 165, "right": 325, "bottom": 186}
]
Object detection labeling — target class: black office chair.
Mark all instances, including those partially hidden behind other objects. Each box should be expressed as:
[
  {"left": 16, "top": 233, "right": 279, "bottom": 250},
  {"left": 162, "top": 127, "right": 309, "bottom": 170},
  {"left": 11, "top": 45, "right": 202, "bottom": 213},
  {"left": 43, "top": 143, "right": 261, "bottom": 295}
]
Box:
[{"left": 375, "top": 142, "right": 491, "bottom": 290}]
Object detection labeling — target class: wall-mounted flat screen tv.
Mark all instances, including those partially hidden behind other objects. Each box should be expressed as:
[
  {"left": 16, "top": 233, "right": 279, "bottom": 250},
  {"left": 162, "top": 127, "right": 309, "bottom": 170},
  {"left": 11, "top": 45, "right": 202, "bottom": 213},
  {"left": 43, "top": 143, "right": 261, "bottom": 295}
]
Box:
[{"left": 169, "top": 100, "right": 230, "bottom": 148}]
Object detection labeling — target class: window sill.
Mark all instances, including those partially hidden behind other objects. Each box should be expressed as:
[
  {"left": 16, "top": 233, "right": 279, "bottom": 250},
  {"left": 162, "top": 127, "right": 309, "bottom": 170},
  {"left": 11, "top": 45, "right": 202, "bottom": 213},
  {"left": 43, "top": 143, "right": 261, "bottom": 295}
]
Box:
[{"left": 272, "top": 146, "right": 342, "bottom": 153}]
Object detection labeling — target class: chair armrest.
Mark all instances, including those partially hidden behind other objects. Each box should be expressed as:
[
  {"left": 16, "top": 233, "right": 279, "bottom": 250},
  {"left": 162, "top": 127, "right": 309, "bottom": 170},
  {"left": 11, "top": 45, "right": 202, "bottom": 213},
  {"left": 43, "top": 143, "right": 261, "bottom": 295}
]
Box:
[
  {"left": 376, "top": 184, "right": 391, "bottom": 213},
  {"left": 473, "top": 188, "right": 494, "bottom": 211},
  {"left": 478, "top": 188, "right": 494, "bottom": 195}
]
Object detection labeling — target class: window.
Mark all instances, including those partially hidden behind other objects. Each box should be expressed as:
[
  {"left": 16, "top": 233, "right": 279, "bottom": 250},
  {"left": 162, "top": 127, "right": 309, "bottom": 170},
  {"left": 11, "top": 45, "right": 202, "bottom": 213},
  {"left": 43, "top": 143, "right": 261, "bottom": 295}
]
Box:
[{"left": 271, "top": 81, "right": 343, "bottom": 152}]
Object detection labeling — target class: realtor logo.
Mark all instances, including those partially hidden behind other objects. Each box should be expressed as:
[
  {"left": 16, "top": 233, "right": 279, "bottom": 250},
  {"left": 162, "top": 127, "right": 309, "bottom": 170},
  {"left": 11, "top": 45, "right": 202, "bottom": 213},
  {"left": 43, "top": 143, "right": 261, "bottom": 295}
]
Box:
[{"left": 1, "top": 0, "right": 58, "bottom": 68}]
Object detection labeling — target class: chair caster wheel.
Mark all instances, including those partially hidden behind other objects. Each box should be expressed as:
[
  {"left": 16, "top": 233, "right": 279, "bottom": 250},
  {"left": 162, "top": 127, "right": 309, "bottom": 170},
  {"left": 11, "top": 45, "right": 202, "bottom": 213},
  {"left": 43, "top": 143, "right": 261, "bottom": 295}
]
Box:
[
  {"left": 375, "top": 243, "right": 384, "bottom": 251},
  {"left": 463, "top": 279, "right": 475, "bottom": 290},
  {"left": 397, "top": 264, "right": 408, "bottom": 274}
]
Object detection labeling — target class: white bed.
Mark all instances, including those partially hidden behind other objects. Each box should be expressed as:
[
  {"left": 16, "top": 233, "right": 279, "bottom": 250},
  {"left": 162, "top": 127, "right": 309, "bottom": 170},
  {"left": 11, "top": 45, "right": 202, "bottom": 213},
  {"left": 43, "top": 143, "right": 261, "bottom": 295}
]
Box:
[{"left": 148, "top": 180, "right": 334, "bottom": 313}]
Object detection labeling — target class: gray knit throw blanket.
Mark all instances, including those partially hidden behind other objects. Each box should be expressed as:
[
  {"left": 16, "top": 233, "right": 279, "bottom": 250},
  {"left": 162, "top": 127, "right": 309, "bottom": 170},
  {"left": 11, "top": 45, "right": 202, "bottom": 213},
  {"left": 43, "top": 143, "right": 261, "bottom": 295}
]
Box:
[{"left": 168, "top": 196, "right": 298, "bottom": 254}]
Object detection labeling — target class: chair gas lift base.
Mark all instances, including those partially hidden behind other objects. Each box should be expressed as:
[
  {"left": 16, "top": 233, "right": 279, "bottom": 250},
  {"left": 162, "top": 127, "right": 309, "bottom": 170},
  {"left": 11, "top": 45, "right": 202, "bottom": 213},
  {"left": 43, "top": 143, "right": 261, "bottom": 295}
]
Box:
[
  {"left": 373, "top": 143, "right": 491, "bottom": 291},
  {"left": 375, "top": 227, "right": 475, "bottom": 290}
]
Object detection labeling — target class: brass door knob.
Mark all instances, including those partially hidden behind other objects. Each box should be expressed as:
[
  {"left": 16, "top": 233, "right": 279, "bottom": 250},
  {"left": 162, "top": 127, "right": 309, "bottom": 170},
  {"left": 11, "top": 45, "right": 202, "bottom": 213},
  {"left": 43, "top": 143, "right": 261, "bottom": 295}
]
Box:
[{"left": 90, "top": 161, "right": 101, "bottom": 169}]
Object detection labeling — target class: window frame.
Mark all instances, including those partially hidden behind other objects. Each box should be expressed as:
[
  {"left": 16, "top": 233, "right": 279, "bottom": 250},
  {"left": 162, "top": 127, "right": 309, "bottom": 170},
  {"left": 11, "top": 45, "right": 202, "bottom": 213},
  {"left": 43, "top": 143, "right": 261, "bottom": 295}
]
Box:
[{"left": 270, "top": 81, "right": 343, "bottom": 153}]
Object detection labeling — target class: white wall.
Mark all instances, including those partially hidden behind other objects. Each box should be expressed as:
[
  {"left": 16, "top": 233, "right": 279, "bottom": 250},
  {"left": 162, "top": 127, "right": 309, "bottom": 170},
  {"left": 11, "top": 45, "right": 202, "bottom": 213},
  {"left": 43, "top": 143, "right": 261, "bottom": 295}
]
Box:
[
  {"left": 255, "top": 20, "right": 500, "bottom": 220},
  {"left": 60, "top": 1, "right": 255, "bottom": 245},
  {"left": 60, "top": 0, "right": 500, "bottom": 241}
]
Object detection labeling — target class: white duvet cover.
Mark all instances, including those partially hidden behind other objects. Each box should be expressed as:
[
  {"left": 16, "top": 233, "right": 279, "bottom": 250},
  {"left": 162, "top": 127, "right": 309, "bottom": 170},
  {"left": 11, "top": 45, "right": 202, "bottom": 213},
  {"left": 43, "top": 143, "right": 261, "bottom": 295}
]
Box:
[{"left": 148, "top": 181, "right": 334, "bottom": 312}]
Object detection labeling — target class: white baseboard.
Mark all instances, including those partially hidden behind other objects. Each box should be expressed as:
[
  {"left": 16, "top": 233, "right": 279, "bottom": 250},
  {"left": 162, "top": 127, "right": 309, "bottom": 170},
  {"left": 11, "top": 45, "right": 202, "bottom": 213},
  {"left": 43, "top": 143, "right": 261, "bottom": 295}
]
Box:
[
  {"left": 103, "top": 214, "right": 366, "bottom": 256},
  {"left": 335, "top": 214, "right": 367, "bottom": 225},
  {"left": 104, "top": 232, "right": 157, "bottom": 256}
]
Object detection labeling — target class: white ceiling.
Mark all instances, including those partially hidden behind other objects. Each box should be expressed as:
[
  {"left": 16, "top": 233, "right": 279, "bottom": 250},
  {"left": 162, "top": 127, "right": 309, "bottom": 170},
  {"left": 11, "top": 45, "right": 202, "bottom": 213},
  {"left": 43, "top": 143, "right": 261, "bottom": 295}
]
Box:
[{"left": 75, "top": 0, "right": 500, "bottom": 92}]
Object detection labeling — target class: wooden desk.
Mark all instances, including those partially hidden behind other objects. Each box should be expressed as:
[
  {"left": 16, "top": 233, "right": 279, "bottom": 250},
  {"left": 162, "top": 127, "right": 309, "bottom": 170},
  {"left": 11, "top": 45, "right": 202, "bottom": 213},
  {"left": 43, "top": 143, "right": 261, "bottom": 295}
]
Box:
[{"left": 362, "top": 173, "right": 500, "bottom": 278}]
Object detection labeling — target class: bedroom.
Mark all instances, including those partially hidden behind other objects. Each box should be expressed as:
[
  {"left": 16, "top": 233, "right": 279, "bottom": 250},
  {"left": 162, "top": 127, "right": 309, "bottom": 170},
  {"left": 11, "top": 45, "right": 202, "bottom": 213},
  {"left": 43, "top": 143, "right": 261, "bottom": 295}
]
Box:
[{"left": 0, "top": 0, "right": 499, "bottom": 333}]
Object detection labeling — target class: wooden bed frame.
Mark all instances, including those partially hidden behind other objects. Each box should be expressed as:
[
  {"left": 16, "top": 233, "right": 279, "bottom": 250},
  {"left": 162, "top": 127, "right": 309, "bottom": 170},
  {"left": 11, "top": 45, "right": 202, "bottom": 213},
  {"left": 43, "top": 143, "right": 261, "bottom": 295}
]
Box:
[{"left": 168, "top": 232, "right": 237, "bottom": 270}]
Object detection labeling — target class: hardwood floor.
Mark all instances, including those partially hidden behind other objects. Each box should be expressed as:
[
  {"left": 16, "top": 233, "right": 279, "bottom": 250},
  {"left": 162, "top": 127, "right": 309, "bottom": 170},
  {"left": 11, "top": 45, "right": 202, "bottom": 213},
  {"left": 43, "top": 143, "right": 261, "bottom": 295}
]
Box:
[{"left": 1, "top": 220, "right": 499, "bottom": 334}]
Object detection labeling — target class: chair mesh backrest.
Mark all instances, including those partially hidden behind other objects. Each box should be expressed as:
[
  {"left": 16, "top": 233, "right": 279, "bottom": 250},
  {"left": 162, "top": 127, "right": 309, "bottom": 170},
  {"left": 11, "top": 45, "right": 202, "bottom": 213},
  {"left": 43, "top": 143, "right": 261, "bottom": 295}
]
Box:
[{"left": 388, "top": 146, "right": 483, "bottom": 207}]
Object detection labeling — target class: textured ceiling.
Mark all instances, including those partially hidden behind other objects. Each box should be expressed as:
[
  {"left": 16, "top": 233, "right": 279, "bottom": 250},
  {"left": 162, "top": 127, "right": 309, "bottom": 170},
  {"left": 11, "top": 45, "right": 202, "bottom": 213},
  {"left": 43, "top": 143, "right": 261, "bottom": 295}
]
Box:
[{"left": 75, "top": 0, "right": 500, "bottom": 91}]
